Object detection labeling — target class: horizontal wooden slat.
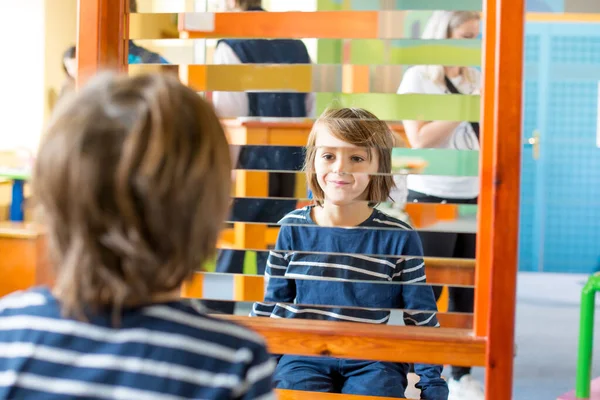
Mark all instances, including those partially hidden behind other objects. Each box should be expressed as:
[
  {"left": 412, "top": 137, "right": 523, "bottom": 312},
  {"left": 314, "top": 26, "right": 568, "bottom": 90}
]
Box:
[
  {"left": 135, "top": 0, "right": 482, "bottom": 13},
  {"left": 316, "top": 93, "right": 480, "bottom": 122},
  {"left": 277, "top": 389, "right": 409, "bottom": 400},
  {"left": 176, "top": 12, "right": 381, "bottom": 39},
  {"left": 130, "top": 39, "right": 481, "bottom": 66},
  {"left": 218, "top": 315, "right": 486, "bottom": 366},
  {"left": 178, "top": 64, "right": 312, "bottom": 92}
]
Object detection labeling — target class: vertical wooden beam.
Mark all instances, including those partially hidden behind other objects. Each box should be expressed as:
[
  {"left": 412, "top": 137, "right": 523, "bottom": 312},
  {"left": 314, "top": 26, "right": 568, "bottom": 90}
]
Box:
[
  {"left": 474, "top": 0, "right": 497, "bottom": 338},
  {"left": 76, "top": 0, "right": 128, "bottom": 88},
  {"left": 484, "top": 0, "right": 525, "bottom": 398}
]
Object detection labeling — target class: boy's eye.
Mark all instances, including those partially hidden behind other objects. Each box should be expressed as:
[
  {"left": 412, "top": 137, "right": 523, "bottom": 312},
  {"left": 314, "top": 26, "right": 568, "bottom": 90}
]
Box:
[
  {"left": 322, "top": 154, "right": 334, "bottom": 160},
  {"left": 351, "top": 156, "right": 365, "bottom": 163}
]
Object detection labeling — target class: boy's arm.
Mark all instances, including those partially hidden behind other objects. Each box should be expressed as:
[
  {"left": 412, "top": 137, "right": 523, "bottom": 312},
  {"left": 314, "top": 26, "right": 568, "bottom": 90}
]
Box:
[
  {"left": 250, "top": 226, "right": 296, "bottom": 317},
  {"left": 395, "top": 230, "right": 448, "bottom": 400}
]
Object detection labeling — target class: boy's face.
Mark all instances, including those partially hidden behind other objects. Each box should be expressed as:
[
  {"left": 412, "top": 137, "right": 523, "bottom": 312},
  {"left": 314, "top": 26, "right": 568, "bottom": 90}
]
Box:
[
  {"left": 64, "top": 57, "right": 77, "bottom": 79},
  {"left": 313, "top": 124, "right": 377, "bottom": 206}
]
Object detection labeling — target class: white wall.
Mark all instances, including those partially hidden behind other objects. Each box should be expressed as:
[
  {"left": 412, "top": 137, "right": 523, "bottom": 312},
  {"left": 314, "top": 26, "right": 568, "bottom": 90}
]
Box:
[{"left": 0, "top": 1, "right": 46, "bottom": 152}]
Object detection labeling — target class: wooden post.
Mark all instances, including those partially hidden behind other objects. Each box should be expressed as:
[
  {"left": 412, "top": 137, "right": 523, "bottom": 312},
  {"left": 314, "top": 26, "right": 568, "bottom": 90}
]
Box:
[
  {"left": 474, "top": 0, "right": 497, "bottom": 338},
  {"left": 76, "top": 0, "right": 129, "bottom": 87},
  {"left": 483, "top": 0, "right": 526, "bottom": 397}
]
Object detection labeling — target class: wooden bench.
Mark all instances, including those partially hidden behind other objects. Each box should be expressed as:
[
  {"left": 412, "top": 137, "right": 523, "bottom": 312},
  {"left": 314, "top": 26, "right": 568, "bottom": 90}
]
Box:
[
  {"left": 220, "top": 315, "right": 485, "bottom": 367},
  {"left": 277, "top": 389, "right": 411, "bottom": 399}
]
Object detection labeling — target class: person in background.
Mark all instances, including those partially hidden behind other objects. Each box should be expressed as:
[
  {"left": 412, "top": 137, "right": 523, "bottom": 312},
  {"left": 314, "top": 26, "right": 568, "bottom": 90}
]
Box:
[
  {"left": 397, "top": 11, "right": 483, "bottom": 400},
  {"left": 58, "top": 46, "right": 77, "bottom": 101},
  {"left": 0, "top": 72, "right": 274, "bottom": 400},
  {"left": 128, "top": 0, "right": 169, "bottom": 64},
  {"left": 207, "top": 0, "right": 315, "bottom": 314}
]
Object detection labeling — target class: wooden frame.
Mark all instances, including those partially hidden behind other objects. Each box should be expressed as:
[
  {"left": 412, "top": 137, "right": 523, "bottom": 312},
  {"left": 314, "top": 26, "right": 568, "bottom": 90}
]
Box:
[
  {"left": 71, "top": 1, "right": 525, "bottom": 398},
  {"left": 76, "top": 0, "right": 129, "bottom": 87}
]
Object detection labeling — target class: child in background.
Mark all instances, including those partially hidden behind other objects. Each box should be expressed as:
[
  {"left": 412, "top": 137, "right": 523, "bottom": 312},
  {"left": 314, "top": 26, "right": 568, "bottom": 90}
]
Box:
[
  {"left": 251, "top": 108, "right": 448, "bottom": 399},
  {"left": 0, "top": 72, "right": 274, "bottom": 400}
]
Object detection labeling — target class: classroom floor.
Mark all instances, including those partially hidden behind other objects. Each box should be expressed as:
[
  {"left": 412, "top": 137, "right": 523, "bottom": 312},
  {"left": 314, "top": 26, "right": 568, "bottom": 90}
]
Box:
[{"left": 235, "top": 272, "right": 600, "bottom": 399}]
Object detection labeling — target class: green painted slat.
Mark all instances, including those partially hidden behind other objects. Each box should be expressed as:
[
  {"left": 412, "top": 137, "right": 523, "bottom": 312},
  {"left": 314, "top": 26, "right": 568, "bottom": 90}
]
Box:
[
  {"left": 392, "top": 0, "right": 482, "bottom": 10},
  {"left": 349, "top": 39, "right": 481, "bottom": 65},
  {"left": 0, "top": 170, "right": 30, "bottom": 180},
  {"left": 391, "top": 148, "right": 479, "bottom": 177},
  {"left": 317, "top": 93, "right": 480, "bottom": 121},
  {"left": 349, "top": 40, "right": 385, "bottom": 65},
  {"left": 232, "top": 147, "right": 479, "bottom": 177}
]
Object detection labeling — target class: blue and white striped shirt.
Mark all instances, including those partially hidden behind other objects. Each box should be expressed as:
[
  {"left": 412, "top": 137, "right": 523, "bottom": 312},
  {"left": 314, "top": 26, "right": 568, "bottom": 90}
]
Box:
[
  {"left": 0, "top": 288, "right": 275, "bottom": 400},
  {"left": 251, "top": 206, "right": 446, "bottom": 397},
  {"left": 252, "top": 206, "right": 439, "bottom": 327}
]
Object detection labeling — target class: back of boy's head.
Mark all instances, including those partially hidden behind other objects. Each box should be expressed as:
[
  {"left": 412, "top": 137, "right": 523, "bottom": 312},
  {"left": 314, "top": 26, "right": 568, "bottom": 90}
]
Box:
[
  {"left": 305, "top": 107, "right": 395, "bottom": 206},
  {"left": 35, "top": 72, "right": 231, "bottom": 318}
]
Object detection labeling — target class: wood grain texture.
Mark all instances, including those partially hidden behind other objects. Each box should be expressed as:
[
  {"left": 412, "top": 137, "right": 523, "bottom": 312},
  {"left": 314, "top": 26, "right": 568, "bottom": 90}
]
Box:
[
  {"left": 221, "top": 120, "right": 406, "bottom": 147},
  {"left": 484, "top": 0, "right": 525, "bottom": 397},
  {"left": 474, "top": 0, "right": 497, "bottom": 340},
  {"left": 277, "top": 389, "right": 409, "bottom": 400},
  {"left": 219, "top": 315, "right": 486, "bottom": 367},
  {"left": 0, "top": 224, "right": 51, "bottom": 296},
  {"left": 77, "top": 0, "right": 128, "bottom": 87},
  {"left": 0, "top": 236, "right": 37, "bottom": 297}
]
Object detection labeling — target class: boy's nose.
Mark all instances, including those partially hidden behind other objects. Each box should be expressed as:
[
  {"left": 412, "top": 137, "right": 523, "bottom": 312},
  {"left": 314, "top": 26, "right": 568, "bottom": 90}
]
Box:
[{"left": 333, "top": 159, "right": 348, "bottom": 175}]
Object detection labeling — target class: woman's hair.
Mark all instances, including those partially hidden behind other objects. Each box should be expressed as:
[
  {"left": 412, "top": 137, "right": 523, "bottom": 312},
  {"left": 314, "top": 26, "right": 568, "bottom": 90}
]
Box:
[
  {"left": 420, "top": 11, "right": 481, "bottom": 85},
  {"left": 34, "top": 72, "right": 231, "bottom": 320},
  {"left": 62, "top": 46, "right": 76, "bottom": 75},
  {"left": 304, "top": 108, "right": 395, "bottom": 207},
  {"left": 235, "top": 0, "right": 262, "bottom": 10}
]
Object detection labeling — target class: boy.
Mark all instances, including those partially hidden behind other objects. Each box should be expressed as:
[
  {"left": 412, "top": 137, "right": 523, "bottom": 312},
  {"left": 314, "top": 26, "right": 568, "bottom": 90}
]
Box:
[{"left": 0, "top": 72, "right": 274, "bottom": 400}]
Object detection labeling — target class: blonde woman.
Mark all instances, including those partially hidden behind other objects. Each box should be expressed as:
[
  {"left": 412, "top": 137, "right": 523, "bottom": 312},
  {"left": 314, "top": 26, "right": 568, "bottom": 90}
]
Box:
[{"left": 397, "top": 11, "right": 484, "bottom": 400}]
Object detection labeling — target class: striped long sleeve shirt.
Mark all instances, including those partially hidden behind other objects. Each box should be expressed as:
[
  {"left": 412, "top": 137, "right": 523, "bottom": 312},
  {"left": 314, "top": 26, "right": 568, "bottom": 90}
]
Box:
[
  {"left": 251, "top": 205, "right": 446, "bottom": 397},
  {"left": 0, "top": 288, "right": 275, "bottom": 400}
]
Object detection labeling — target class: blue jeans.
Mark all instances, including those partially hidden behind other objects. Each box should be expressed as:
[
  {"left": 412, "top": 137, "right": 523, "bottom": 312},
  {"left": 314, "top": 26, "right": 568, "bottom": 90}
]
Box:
[{"left": 274, "top": 355, "right": 408, "bottom": 398}]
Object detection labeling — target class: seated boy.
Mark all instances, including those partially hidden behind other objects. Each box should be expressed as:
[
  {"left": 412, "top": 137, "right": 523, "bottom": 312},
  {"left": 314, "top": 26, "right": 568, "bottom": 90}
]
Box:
[{"left": 0, "top": 72, "right": 274, "bottom": 400}]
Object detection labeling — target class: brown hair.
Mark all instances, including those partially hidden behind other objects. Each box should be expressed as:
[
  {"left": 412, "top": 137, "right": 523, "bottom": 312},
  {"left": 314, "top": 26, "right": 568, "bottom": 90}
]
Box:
[
  {"left": 235, "top": 0, "right": 262, "bottom": 10},
  {"left": 34, "top": 72, "right": 231, "bottom": 320},
  {"left": 304, "top": 108, "right": 395, "bottom": 207}
]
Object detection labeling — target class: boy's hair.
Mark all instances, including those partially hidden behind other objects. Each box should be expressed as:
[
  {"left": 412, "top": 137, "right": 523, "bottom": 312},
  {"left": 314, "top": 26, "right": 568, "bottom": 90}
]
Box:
[
  {"left": 35, "top": 72, "right": 231, "bottom": 319},
  {"left": 129, "top": 0, "right": 137, "bottom": 13},
  {"left": 304, "top": 108, "right": 395, "bottom": 207},
  {"left": 235, "top": 0, "right": 262, "bottom": 10}
]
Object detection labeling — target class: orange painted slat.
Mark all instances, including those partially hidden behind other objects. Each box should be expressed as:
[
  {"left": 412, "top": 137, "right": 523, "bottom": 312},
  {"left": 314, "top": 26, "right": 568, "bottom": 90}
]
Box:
[
  {"left": 181, "top": 11, "right": 379, "bottom": 39},
  {"left": 181, "top": 274, "right": 203, "bottom": 298},
  {"left": 277, "top": 389, "right": 406, "bottom": 400}
]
